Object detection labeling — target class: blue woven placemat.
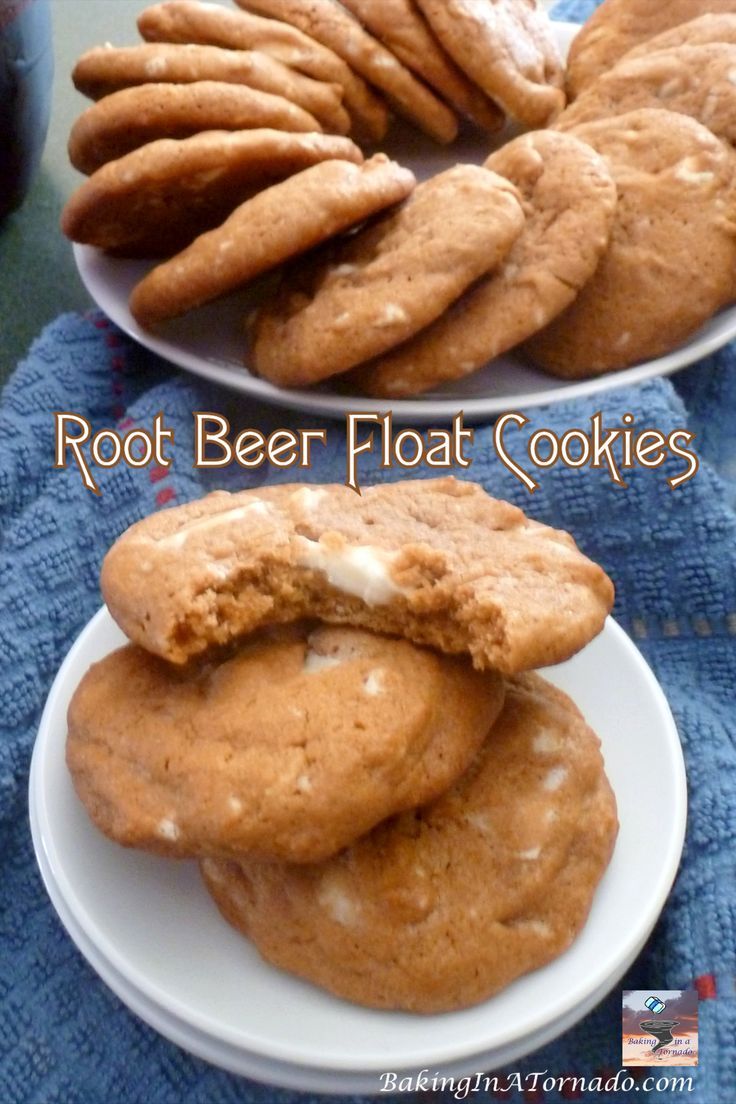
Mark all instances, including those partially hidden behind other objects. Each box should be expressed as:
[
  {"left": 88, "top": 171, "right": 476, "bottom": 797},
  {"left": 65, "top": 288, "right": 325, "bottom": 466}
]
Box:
[{"left": 1, "top": 306, "right": 734, "bottom": 1104}]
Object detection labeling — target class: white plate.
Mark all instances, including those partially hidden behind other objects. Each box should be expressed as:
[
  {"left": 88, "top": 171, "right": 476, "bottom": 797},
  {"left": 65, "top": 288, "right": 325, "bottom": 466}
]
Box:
[
  {"left": 73, "top": 21, "right": 736, "bottom": 424},
  {"left": 30, "top": 607, "right": 686, "bottom": 1091}
]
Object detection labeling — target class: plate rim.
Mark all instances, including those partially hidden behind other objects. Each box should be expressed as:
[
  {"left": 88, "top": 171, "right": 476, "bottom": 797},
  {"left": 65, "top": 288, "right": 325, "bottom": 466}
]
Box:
[{"left": 29, "top": 606, "right": 687, "bottom": 1075}]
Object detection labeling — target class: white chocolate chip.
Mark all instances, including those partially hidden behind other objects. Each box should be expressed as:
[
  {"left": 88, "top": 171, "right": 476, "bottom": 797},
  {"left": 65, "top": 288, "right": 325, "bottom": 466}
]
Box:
[
  {"left": 290, "top": 486, "right": 327, "bottom": 510},
  {"left": 532, "top": 729, "right": 558, "bottom": 754},
  {"left": 144, "top": 55, "right": 167, "bottom": 77},
  {"left": 157, "top": 817, "right": 180, "bottom": 841},
  {"left": 297, "top": 538, "right": 405, "bottom": 605},
  {"left": 363, "top": 669, "right": 385, "bottom": 696},
  {"left": 465, "top": 811, "right": 492, "bottom": 836},
  {"left": 161, "top": 499, "right": 274, "bottom": 548},
  {"left": 376, "top": 303, "right": 408, "bottom": 327},
  {"left": 303, "top": 650, "right": 343, "bottom": 674},
  {"left": 519, "top": 846, "right": 541, "bottom": 861},
  {"left": 318, "top": 882, "right": 360, "bottom": 926},
  {"left": 543, "top": 767, "right": 568, "bottom": 792},
  {"left": 228, "top": 796, "right": 243, "bottom": 814},
  {"left": 295, "top": 774, "right": 312, "bottom": 794}
]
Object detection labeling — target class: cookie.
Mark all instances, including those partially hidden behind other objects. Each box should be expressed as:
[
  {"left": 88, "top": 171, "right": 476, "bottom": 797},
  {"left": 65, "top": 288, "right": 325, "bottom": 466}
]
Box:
[
  {"left": 201, "top": 673, "right": 618, "bottom": 1013},
  {"left": 555, "top": 42, "right": 736, "bottom": 148},
  {"left": 565, "top": 0, "right": 736, "bottom": 100},
  {"left": 416, "top": 0, "right": 565, "bottom": 127},
  {"left": 61, "top": 128, "right": 363, "bottom": 257},
  {"left": 251, "top": 165, "right": 525, "bottom": 387},
  {"left": 339, "top": 0, "right": 504, "bottom": 132},
  {"left": 526, "top": 109, "right": 736, "bottom": 377},
  {"left": 72, "top": 43, "right": 350, "bottom": 135},
  {"left": 622, "top": 12, "right": 736, "bottom": 62},
  {"left": 236, "top": 0, "right": 459, "bottom": 142},
  {"left": 352, "top": 131, "right": 617, "bottom": 399},
  {"left": 68, "top": 80, "right": 323, "bottom": 176},
  {"left": 100, "top": 478, "right": 614, "bottom": 673},
  {"left": 67, "top": 623, "right": 504, "bottom": 863},
  {"left": 138, "top": 0, "right": 390, "bottom": 142},
  {"left": 129, "top": 154, "right": 416, "bottom": 326}
]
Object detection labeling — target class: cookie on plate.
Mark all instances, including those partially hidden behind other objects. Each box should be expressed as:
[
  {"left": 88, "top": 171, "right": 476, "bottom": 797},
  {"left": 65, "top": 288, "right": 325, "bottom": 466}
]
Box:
[
  {"left": 202, "top": 673, "right": 618, "bottom": 1012},
  {"left": 61, "top": 128, "right": 363, "bottom": 256},
  {"left": 565, "top": 0, "right": 736, "bottom": 99},
  {"left": 100, "top": 478, "right": 614, "bottom": 673},
  {"left": 526, "top": 109, "right": 736, "bottom": 377},
  {"left": 129, "top": 154, "right": 416, "bottom": 326},
  {"left": 339, "top": 0, "right": 504, "bottom": 132},
  {"left": 417, "top": 0, "right": 565, "bottom": 127},
  {"left": 555, "top": 42, "right": 736, "bottom": 149},
  {"left": 236, "top": 0, "right": 460, "bottom": 142},
  {"left": 68, "top": 80, "right": 322, "bottom": 175},
  {"left": 138, "top": 0, "right": 389, "bottom": 142},
  {"left": 72, "top": 43, "right": 350, "bottom": 135},
  {"left": 251, "top": 165, "right": 524, "bottom": 386},
  {"left": 352, "top": 130, "right": 617, "bottom": 399},
  {"left": 67, "top": 623, "right": 504, "bottom": 863},
  {"left": 621, "top": 12, "right": 736, "bottom": 61}
]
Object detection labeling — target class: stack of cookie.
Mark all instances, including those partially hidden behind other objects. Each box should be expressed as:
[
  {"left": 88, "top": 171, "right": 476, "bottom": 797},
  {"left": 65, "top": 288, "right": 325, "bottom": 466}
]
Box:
[{"left": 67, "top": 478, "right": 619, "bottom": 1012}]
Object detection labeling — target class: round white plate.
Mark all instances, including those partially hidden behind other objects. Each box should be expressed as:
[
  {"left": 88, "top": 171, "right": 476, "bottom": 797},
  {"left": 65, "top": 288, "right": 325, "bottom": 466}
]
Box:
[
  {"left": 30, "top": 607, "right": 686, "bottom": 1091},
  {"left": 72, "top": 21, "right": 736, "bottom": 424}
]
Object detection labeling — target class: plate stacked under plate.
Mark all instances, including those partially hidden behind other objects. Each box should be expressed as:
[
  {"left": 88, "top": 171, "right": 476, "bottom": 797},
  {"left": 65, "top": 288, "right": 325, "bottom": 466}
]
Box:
[{"left": 30, "top": 608, "right": 686, "bottom": 1092}]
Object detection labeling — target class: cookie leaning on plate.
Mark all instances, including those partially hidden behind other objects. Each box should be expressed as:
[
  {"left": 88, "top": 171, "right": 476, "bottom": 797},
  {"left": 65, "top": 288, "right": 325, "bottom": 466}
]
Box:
[
  {"left": 417, "top": 0, "right": 565, "bottom": 127},
  {"left": 565, "top": 0, "right": 736, "bottom": 99},
  {"left": 352, "top": 129, "right": 617, "bottom": 399},
  {"left": 251, "top": 165, "right": 525, "bottom": 386},
  {"left": 202, "top": 673, "right": 618, "bottom": 1013},
  {"left": 621, "top": 12, "right": 736, "bottom": 61},
  {"left": 339, "top": 0, "right": 504, "bottom": 132},
  {"left": 555, "top": 42, "right": 736, "bottom": 149},
  {"left": 526, "top": 109, "right": 736, "bottom": 377},
  {"left": 61, "top": 129, "right": 363, "bottom": 257},
  {"left": 72, "top": 43, "right": 351, "bottom": 135},
  {"left": 68, "top": 80, "right": 322, "bottom": 175},
  {"left": 100, "top": 478, "right": 614, "bottom": 673},
  {"left": 236, "top": 0, "right": 459, "bottom": 143},
  {"left": 67, "top": 624, "right": 504, "bottom": 863},
  {"left": 138, "top": 0, "right": 389, "bottom": 142},
  {"left": 129, "top": 154, "right": 415, "bottom": 327}
]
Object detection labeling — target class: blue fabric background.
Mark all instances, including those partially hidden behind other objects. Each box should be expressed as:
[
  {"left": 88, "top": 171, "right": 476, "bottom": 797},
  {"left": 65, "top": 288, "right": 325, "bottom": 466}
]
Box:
[{"left": 1, "top": 1, "right": 735, "bottom": 1100}]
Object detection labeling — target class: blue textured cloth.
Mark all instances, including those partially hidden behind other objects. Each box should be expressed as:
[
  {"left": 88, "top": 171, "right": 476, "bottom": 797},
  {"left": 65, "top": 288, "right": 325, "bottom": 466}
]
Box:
[
  {"left": 2, "top": 308, "right": 735, "bottom": 1104},
  {"left": 2, "top": 1, "right": 735, "bottom": 1099}
]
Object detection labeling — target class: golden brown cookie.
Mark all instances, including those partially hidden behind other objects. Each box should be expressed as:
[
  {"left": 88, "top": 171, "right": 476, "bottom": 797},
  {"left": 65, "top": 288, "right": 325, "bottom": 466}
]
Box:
[
  {"left": 622, "top": 12, "right": 736, "bottom": 62},
  {"left": 555, "top": 41, "right": 736, "bottom": 148},
  {"left": 339, "top": 0, "right": 504, "bottom": 132},
  {"left": 417, "top": 0, "right": 565, "bottom": 127},
  {"left": 236, "top": 0, "right": 460, "bottom": 142},
  {"left": 72, "top": 42, "right": 350, "bottom": 135},
  {"left": 251, "top": 166, "right": 524, "bottom": 386},
  {"left": 566, "top": 0, "right": 736, "bottom": 100},
  {"left": 202, "top": 673, "right": 618, "bottom": 1013},
  {"left": 68, "top": 80, "right": 322, "bottom": 175},
  {"left": 129, "top": 154, "right": 415, "bottom": 326},
  {"left": 67, "top": 624, "right": 504, "bottom": 863},
  {"left": 61, "top": 128, "right": 363, "bottom": 257},
  {"left": 100, "top": 478, "right": 614, "bottom": 673},
  {"left": 137, "top": 0, "right": 389, "bottom": 142},
  {"left": 353, "top": 130, "right": 617, "bottom": 399},
  {"left": 526, "top": 109, "right": 736, "bottom": 377}
]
